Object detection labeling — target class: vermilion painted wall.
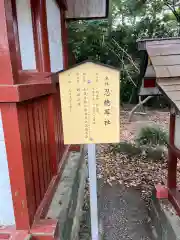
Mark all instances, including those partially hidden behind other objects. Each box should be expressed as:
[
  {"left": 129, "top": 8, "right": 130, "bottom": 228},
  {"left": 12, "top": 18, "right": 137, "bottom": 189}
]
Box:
[
  {"left": 0, "top": 0, "right": 65, "bottom": 226},
  {"left": 0, "top": 0, "right": 68, "bottom": 236}
]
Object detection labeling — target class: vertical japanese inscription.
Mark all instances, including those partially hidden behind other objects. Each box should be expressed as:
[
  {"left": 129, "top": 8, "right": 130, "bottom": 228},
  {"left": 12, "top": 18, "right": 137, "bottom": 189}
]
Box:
[
  {"left": 83, "top": 87, "right": 89, "bottom": 140},
  {"left": 68, "top": 74, "right": 72, "bottom": 112},
  {"left": 92, "top": 88, "right": 96, "bottom": 125},
  {"left": 76, "top": 88, "right": 81, "bottom": 107},
  {"left": 104, "top": 76, "right": 112, "bottom": 126},
  {"left": 76, "top": 72, "right": 81, "bottom": 107},
  {"left": 67, "top": 72, "right": 114, "bottom": 139},
  {"left": 60, "top": 63, "right": 120, "bottom": 144},
  {"left": 74, "top": 72, "right": 91, "bottom": 140},
  {"left": 92, "top": 73, "right": 100, "bottom": 126}
]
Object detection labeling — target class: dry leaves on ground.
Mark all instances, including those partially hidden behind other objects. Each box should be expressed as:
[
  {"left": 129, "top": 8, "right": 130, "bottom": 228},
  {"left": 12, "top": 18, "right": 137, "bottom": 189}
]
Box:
[
  {"left": 97, "top": 146, "right": 167, "bottom": 202},
  {"left": 96, "top": 110, "right": 172, "bottom": 202}
]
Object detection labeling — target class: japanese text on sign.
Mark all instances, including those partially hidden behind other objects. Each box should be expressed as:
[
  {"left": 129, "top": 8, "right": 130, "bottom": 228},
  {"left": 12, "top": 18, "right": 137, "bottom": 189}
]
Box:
[{"left": 59, "top": 62, "right": 120, "bottom": 144}]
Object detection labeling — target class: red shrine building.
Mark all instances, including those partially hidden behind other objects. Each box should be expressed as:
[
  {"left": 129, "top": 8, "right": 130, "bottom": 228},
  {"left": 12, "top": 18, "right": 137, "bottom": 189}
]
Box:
[
  {"left": 0, "top": 0, "right": 109, "bottom": 239},
  {"left": 138, "top": 38, "right": 180, "bottom": 216}
]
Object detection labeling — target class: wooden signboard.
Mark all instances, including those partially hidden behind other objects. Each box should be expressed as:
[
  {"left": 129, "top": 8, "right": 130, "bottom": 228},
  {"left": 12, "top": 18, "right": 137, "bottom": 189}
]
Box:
[
  {"left": 59, "top": 61, "right": 120, "bottom": 144},
  {"left": 66, "top": 0, "right": 109, "bottom": 20}
]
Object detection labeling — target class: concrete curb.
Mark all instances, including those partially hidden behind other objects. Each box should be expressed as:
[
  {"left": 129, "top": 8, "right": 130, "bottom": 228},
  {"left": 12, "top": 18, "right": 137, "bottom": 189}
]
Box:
[
  {"left": 149, "top": 189, "right": 180, "bottom": 240},
  {"left": 70, "top": 161, "right": 88, "bottom": 240},
  {"left": 47, "top": 149, "right": 87, "bottom": 240}
]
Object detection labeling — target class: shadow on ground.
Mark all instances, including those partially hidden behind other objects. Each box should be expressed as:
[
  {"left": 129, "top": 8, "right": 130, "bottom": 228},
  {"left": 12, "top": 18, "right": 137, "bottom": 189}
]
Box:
[
  {"left": 79, "top": 180, "right": 156, "bottom": 240},
  {"left": 98, "top": 181, "right": 155, "bottom": 240}
]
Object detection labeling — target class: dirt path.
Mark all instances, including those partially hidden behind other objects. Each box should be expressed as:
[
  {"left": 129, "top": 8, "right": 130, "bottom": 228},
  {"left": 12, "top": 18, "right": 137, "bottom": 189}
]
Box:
[{"left": 99, "top": 181, "right": 155, "bottom": 240}]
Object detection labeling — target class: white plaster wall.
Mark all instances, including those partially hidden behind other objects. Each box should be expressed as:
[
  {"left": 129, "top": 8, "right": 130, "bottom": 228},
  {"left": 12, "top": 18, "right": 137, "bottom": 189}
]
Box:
[
  {"left": 175, "top": 115, "right": 180, "bottom": 149},
  {"left": 0, "top": 111, "right": 15, "bottom": 226},
  {"left": 16, "top": 0, "right": 36, "bottom": 70},
  {"left": 46, "top": 0, "right": 64, "bottom": 72}
]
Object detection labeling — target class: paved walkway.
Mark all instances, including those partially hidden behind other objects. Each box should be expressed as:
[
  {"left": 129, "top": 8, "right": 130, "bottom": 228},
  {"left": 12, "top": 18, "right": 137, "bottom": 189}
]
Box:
[{"left": 99, "top": 181, "right": 155, "bottom": 240}]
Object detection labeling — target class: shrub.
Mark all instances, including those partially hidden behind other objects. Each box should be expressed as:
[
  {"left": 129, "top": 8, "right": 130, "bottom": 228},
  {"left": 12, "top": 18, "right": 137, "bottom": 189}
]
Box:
[
  {"left": 135, "top": 126, "right": 168, "bottom": 147},
  {"left": 109, "top": 142, "right": 142, "bottom": 155}
]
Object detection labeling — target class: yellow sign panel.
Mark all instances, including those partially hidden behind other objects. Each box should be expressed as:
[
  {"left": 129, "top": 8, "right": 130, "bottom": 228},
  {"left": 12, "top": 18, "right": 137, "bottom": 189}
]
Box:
[{"left": 59, "top": 61, "right": 120, "bottom": 144}]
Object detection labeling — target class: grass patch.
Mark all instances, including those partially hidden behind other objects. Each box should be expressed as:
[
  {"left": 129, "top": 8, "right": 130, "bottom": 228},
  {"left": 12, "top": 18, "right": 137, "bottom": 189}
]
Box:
[{"left": 135, "top": 126, "right": 168, "bottom": 147}]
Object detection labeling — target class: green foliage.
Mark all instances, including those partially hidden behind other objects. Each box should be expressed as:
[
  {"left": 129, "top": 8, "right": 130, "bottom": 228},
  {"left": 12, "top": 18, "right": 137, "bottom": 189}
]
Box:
[
  {"left": 68, "top": 0, "right": 180, "bottom": 103},
  {"left": 135, "top": 126, "right": 168, "bottom": 146},
  {"left": 68, "top": 20, "right": 109, "bottom": 64},
  {"left": 110, "top": 142, "right": 142, "bottom": 155}
]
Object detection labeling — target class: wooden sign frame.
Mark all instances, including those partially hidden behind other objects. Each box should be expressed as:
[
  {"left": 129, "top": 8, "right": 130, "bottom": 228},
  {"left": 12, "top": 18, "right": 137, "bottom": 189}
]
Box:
[{"left": 57, "top": 60, "right": 120, "bottom": 144}]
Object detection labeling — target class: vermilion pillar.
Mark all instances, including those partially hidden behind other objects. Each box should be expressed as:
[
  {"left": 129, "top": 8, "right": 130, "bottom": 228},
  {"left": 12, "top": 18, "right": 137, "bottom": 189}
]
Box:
[
  {"left": 168, "top": 112, "right": 177, "bottom": 189},
  {"left": 0, "top": 0, "right": 19, "bottom": 84}
]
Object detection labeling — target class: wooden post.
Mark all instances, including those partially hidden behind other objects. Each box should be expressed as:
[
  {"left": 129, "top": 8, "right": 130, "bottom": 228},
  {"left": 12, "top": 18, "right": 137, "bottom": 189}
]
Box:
[
  {"left": 60, "top": 8, "right": 69, "bottom": 69},
  {"left": 1, "top": 103, "right": 36, "bottom": 229},
  {"left": 0, "top": 0, "right": 19, "bottom": 84},
  {"left": 31, "top": 0, "right": 51, "bottom": 72},
  {"left": 0, "top": 0, "right": 35, "bottom": 230},
  {"left": 168, "top": 111, "right": 177, "bottom": 189}
]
